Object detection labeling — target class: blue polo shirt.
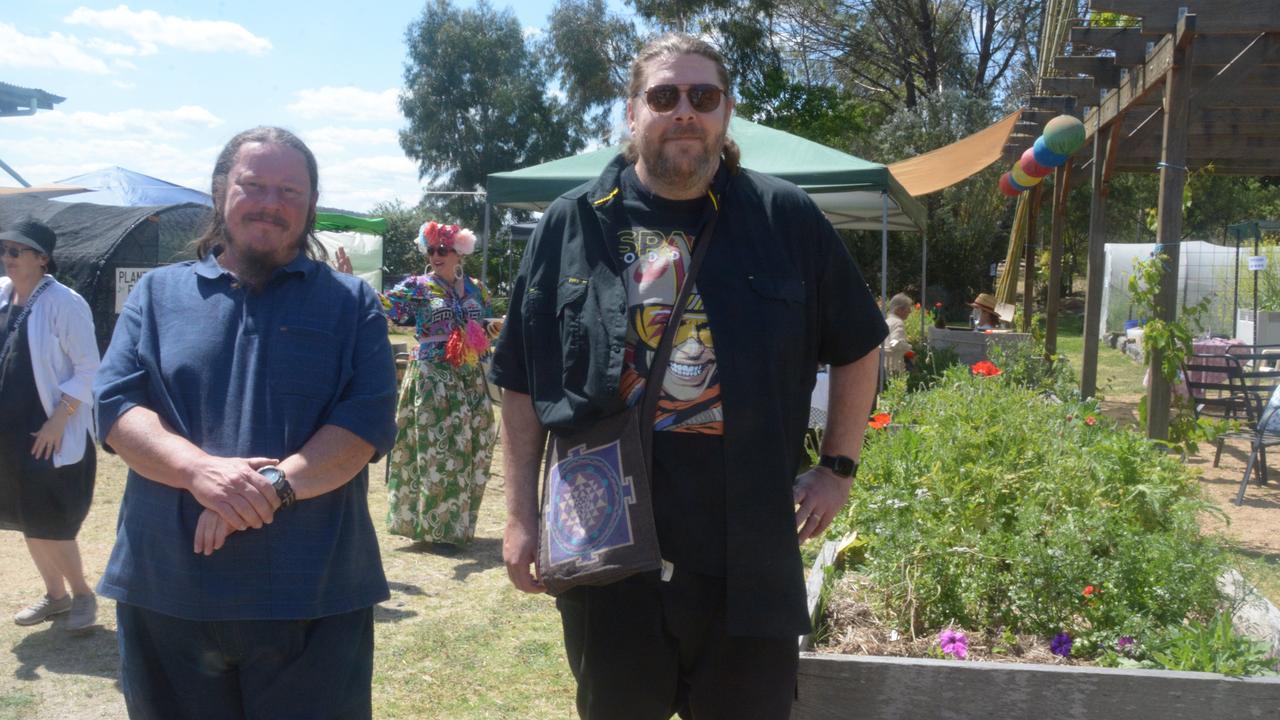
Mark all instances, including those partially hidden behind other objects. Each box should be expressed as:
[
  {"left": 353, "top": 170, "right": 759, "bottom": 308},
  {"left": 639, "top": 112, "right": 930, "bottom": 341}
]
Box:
[{"left": 94, "top": 250, "right": 398, "bottom": 621}]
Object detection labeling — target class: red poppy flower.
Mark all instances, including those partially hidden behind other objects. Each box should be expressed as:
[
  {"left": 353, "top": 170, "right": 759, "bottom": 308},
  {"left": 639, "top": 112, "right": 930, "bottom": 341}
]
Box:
[
  {"left": 934, "top": 302, "right": 943, "bottom": 308},
  {"left": 904, "top": 350, "right": 916, "bottom": 361},
  {"left": 1083, "top": 585, "right": 1096, "bottom": 597},
  {"left": 914, "top": 303, "right": 921, "bottom": 309},
  {"left": 1085, "top": 416, "right": 1097, "bottom": 426},
  {"left": 970, "top": 360, "right": 1002, "bottom": 377},
  {"left": 868, "top": 413, "right": 892, "bottom": 430}
]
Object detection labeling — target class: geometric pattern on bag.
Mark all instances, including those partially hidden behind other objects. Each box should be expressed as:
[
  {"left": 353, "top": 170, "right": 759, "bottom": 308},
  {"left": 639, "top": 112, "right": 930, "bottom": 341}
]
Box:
[{"left": 546, "top": 438, "right": 636, "bottom": 567}]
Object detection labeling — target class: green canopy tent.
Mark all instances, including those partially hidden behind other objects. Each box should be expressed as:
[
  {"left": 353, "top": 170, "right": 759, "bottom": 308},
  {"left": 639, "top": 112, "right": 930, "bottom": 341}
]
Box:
[
  {"left": 485, "top": 117, "right": 927, "bottom": 307},
  {"left": 313, "top": 211, "right": 387, "bottom": 290}
]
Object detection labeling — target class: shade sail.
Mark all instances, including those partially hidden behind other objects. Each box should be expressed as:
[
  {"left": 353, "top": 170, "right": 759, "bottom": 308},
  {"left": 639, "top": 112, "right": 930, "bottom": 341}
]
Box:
[
  {"left": 887, "top": 111, "right": 1021, "bottom": 197},
  {"left": 486, "top": 117, "right": 925, "bottom": 232},
  {"left": 0, "top": 184, "right": 87, "bottom": 199},
  {"left": 53, "top": 166, "right": 212, "bottom": 207}
]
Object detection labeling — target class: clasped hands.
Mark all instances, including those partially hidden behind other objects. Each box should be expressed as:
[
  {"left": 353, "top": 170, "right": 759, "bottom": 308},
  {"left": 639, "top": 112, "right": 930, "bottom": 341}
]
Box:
[{"left": 187, "top": 455, "right": 281, "bottom": 556}]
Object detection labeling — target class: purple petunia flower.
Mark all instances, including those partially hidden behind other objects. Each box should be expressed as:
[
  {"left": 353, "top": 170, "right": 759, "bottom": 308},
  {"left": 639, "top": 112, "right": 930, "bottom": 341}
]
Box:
[
  {"left": 1117, "top": 636, "right": 1135, "bottom": 651},
  {"left": 1050, "top": 632, "right": 1073, "bottom": 657},
  {"left": 938, "top": 628, "right": 969, "bottom": 659}
]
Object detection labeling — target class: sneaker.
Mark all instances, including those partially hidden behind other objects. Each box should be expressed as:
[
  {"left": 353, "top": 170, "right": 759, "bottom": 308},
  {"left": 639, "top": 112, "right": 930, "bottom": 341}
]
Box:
[
  {"left": 13, "top": 594, "right": 72, "bottom": 626},
  {"left": 66, "top": 593, "right": 97, "bottom": 633}
]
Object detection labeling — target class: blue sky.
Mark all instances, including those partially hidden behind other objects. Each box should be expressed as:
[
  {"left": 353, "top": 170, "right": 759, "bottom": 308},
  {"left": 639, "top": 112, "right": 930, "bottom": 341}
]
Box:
[{"left": 0, "top": 1, "right": 632, "bottom": 212}]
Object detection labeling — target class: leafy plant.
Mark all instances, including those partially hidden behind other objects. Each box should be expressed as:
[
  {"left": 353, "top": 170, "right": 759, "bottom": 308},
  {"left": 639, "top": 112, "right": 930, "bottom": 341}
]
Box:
[
  {"left": 1128, "top": 253, "right": 1219, "bottom": 453},
  {"left": 989, "top": 339, "right": 1077, "bottom": 399},
  {"left": 833, "top": 366, "right": 1227, "bottom": 650},
  {"left": 1098, "top": 613, "right": 1279, "bottom": 676},
  {"left": 898, "top": 346, "right": 960, "bottom": 393}
]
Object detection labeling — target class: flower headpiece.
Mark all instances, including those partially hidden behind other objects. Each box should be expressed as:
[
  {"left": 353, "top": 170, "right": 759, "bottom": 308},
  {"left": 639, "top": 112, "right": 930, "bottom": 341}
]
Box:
[{"left": 415, "top": 220, "right": 477, "bottom": 256}]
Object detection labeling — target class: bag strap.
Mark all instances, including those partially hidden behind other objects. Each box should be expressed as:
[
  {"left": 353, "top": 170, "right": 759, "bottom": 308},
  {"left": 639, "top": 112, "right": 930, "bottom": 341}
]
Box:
[
  {"left": 0, "top": 277, "right": 53, "bottom": 368},
  {"left": 637, "top": 206, "right": 720, "bottom": 457}
]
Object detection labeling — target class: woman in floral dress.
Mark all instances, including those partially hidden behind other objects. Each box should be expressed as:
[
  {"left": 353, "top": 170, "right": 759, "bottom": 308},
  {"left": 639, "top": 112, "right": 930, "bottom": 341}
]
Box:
[{"left": 381, "top": 221, "right": 499, "bottom": 546}]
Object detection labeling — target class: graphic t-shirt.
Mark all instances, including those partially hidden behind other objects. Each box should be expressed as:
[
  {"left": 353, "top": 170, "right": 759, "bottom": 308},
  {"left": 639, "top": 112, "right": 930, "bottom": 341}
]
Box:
[{"left": 616, "top": 166, "right": 723, "bottom": 435}]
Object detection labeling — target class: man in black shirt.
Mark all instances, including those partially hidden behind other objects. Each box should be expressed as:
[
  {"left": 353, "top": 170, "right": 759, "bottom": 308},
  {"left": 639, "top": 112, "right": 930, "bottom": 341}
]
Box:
[{"left": 490, "top": 33, "right": 885, "bottom": 720}]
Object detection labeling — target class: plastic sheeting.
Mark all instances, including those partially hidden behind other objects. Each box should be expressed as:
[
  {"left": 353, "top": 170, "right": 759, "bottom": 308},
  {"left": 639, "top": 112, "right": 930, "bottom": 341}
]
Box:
[
  {"left": 1100, "top": 240, "right": 1250, "bottom": 339},
  {"left": 314, "top": 230, "right": 383, "bottom": 290}
]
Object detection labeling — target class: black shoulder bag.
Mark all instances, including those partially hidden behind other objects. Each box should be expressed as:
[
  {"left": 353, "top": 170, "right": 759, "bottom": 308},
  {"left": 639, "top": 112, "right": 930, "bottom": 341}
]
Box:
[{"left": 536, "top": 212, "right": 718, "bottom": 595}]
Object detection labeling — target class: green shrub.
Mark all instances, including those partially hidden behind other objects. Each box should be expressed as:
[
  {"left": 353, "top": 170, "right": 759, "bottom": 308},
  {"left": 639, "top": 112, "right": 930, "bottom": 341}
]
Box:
[
  {"left": 1098, "top": 613, "right": 1279, "bottom": 676},
  {"left": 898, "top": 346, "right": 960, "bottom": 394},
  {"left": 989, "top": 340, "right": 1077, "bottom": 400},
  {"left": 832, "top": 365, "right": 1227, "bottom": 651}
]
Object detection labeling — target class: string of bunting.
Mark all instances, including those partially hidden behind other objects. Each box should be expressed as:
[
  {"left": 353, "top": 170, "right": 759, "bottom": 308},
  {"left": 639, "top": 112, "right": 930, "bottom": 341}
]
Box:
[{"left": 999, "top": 114, "right": 1086, "bottom": 197}]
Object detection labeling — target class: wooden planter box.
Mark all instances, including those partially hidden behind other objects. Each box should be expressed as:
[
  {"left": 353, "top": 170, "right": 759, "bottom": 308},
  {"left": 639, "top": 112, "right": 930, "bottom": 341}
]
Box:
[
  {"left": 927, "top": 327, "right": 1032, "bottom": 365},
  {"left": 796, "top": 542, "right": 1280, "bottom": 720}
]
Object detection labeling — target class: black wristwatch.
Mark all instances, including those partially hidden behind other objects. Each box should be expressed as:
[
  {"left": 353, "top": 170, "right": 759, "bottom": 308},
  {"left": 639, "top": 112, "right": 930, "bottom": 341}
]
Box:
[
  {"left": 819, "top": 454, "right": 858, "bottom": 479},
  {"left": 260, "top": 466, "right": 296, "bottom": 508}
]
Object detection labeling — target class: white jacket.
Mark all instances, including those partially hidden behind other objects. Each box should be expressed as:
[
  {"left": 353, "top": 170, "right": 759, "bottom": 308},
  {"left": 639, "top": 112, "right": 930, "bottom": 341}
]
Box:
[
  {"left": 0, "top": 276, "right": 99, "bottom": 467},
  {"left": 882, "top": 313, "right": 910, "bottom": 375}
]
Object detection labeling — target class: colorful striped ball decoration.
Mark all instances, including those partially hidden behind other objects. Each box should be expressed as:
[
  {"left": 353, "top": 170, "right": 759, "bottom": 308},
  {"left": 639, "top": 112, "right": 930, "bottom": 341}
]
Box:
[
  {"left": 1032, "top": 136, "right": 1068, "bottom": 168},
  {"left": 1007, "top": 171, "right": 1033, "bottom": 193},
  {"left": 999, "top": 172, "right": 1021, "bottom": 196},
  {"left": 1020, "top": 146, "right": 1054, "bottom": 178},
  {"left": 1010, "top": 163, "right": 1043, "bottom": 188},
  {"left": 1043, "top": 114, "right": 1087, "bottom": 156}
]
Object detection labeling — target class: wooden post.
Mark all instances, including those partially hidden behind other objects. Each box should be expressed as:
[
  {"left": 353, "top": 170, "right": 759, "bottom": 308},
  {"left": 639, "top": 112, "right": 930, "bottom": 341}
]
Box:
[
  {"left": 1146, "top": 13, "right": 1197, "bottom": 441},
  {"left": 1081, "top": 126, "right": 1117, "bottom": 398},
  {"left": 1044, "top": 159, "right": 1073, "bottom": 358},
  {"left": 1022, "top": 185, "right": 1041, "bottom": 333}
]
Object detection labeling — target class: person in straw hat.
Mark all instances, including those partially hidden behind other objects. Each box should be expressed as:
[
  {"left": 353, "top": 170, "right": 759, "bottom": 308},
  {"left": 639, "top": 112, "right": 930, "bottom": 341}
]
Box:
[{"left": 969, "top": 292, "right": 1004, "bottom": 330}]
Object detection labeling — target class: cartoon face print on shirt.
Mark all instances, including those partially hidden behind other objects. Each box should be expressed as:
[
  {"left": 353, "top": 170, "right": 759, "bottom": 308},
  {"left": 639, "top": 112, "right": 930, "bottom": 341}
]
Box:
[{"left": 617, "top": 227, "right": 723, "bottom": 434}]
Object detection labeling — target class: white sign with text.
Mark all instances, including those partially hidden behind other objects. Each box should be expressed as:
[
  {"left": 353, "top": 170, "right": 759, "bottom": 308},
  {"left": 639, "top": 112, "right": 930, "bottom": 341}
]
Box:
[{"left": 114, "top": 267, "right": 151, "bottom": 313}]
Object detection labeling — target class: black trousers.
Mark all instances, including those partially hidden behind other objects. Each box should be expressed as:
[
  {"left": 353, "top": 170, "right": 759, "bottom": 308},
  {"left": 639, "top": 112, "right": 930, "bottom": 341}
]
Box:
[
  {"left": 116, "top": 603, "right": 375, "bottom": 720},
  {"left": 556, "top": 570, "right": 798, "bottom": 720}
]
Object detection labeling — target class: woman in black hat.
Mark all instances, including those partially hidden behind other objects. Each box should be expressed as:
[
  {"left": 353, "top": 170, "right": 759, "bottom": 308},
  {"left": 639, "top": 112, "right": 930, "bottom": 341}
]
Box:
[{"left": 0, "top": 218, "right": 100, "bottom": 633}]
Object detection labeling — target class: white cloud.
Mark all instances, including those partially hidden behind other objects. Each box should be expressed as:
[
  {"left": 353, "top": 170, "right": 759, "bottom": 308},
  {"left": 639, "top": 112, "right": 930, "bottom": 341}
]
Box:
[
  {"left": 87, "top": 37, "right": 142, "bottom": 56},
  {"left": 0, "top": 130, "right": 216, "bottom": 191},
  {"left": 0, "top": 103, "right": 225, "bottom": 193},
  {"left": 302, "top": 126, "right": 400, "bottom": 156},
  {"left": 288, "top": 87, "right": 401, "bottom": 123},
  {"left": 12, "top": 106, "right": 223, "bottom": 142},
  {"left": 0, "top": 22, "right": 111, "bottom": 74},
  {"left": 523, "top": 26, "right": 544, "bottom": 40},
  {"left": 316, "top": 154, "right": 424, "bottom": 212},
  {"left": 64, "top": 5, "right": 271, "bottom": 56}
]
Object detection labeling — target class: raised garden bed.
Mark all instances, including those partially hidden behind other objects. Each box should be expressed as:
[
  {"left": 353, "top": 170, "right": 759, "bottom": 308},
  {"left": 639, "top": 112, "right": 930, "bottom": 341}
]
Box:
[
  {"left": 795, "top": 541, "right": 1280, "bottom": 720},
  {"left": 792, "top": 355, "right": 1280, "bottom": 718}
]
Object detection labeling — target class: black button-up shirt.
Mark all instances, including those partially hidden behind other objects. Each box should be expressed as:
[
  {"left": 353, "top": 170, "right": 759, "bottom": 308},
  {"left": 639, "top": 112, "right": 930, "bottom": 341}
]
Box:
[{"left": 491, "top": 155, "right": 886, "bottom": 636}]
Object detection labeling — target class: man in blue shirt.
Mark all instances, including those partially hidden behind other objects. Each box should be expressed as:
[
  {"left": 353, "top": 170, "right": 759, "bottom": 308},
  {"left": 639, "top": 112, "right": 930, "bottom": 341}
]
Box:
[{"left": 94, "top": 127, "right": 397, "bottom": 719}]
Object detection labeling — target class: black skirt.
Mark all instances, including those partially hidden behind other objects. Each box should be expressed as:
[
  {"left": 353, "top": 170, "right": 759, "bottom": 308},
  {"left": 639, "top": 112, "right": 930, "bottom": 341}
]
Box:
[{"left": 0, "top": 310, "right": 96, "bottom": 540}]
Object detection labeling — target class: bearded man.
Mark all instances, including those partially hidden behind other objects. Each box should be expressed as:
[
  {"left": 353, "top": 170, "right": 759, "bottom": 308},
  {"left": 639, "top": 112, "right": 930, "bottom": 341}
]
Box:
[
  {"left": 93, "top": 126, "right": 397, "bottom": 719},
  {"left": 490, "top": 34, "right": 886, "bottom": 719}
]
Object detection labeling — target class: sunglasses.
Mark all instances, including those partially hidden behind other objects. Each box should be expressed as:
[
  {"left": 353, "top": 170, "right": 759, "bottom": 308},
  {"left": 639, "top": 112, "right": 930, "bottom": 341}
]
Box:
[
  {"left": 2, "top": 245, "right": 36, "bottom": 259},
  {"left": 637, "top": 84, "right": 725, "bottom": 114},
  {"left": 427, "top": 245, "right": 454, "bottom": 257}
]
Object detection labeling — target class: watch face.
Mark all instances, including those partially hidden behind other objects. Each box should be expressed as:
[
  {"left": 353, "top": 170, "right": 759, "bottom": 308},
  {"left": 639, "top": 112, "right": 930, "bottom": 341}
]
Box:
[
  {"left": 823, "top": 455, "right": 855, "bottom": 477},
  {"left": 260, "top": 467, "right": 283, "bottom": 483}
]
